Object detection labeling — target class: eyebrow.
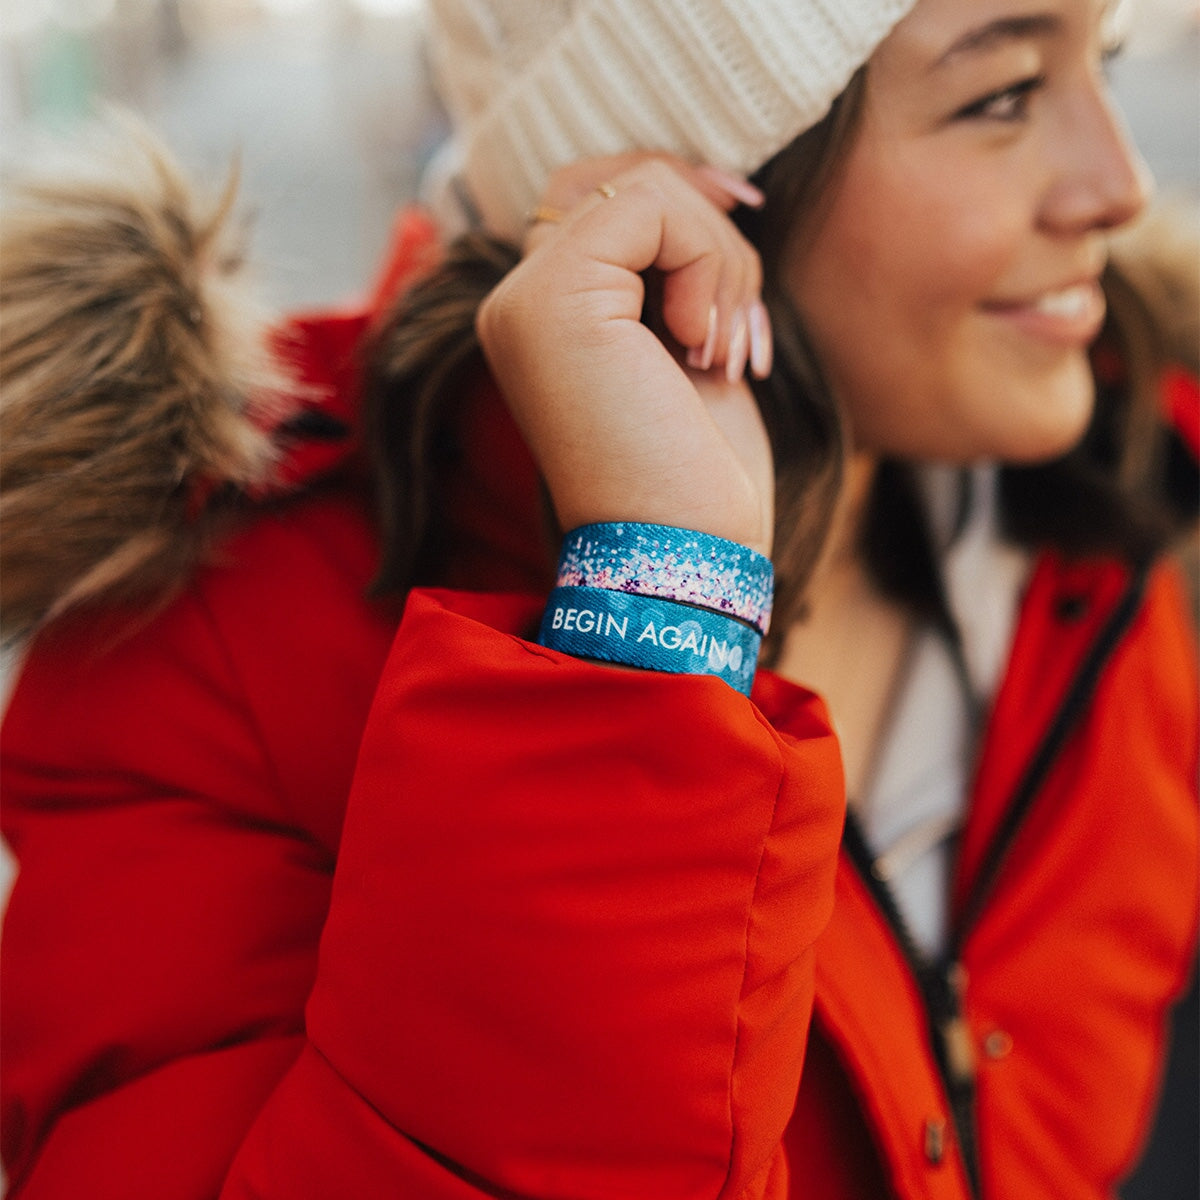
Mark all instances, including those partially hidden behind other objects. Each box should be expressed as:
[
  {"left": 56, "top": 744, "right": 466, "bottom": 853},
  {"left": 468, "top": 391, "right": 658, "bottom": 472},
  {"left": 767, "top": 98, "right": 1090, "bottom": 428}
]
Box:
[{"left": 933, "top": 14, "right": 1063, "bottom": 68}]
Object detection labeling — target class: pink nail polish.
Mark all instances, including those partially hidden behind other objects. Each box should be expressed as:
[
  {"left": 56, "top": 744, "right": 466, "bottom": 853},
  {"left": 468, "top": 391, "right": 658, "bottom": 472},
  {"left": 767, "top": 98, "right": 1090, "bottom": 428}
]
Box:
[
  {"left": 749, "top": 302, "right": 773, "bottom": 379},
  {"left": 727, "top": 309, "right": 749, "bottom": 383},
  {"left": 698, "top": 304, "right": 718, "bottom": 371},
  {"left": 697, "top": 165, "right": 766, "bottom": 209}
]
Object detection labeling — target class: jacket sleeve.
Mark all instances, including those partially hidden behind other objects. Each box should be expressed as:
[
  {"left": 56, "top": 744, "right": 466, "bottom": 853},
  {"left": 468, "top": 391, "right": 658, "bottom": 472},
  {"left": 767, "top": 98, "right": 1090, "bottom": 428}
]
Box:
[
  {"left": 0, "top": 590, "right": 327, "bottom": 1199},
  {"left": 223, "top": 589, "right": 845, "bottom": 1199},
  {"left": 0, "top": 495, "right": 392, "bottom": 1199},
  {"left": 3, "top": 583, "right": 844, "bottom": 1200}
]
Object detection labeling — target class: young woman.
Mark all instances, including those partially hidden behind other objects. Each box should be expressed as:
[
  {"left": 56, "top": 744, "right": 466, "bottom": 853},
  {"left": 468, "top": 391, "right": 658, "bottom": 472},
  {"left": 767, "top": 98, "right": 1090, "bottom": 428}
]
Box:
[{"left": 1, "top": 0, "right": 1196, "bottom": 1197}]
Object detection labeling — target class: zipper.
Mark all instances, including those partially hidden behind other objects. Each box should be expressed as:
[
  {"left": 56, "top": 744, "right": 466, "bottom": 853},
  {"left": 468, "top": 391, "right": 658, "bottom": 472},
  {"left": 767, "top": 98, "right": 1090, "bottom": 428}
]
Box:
[
  {"left": 841, "top": 563, "right": 1150, "bottom": 1199},
  {"left": 843, "top": 812, "right": 984, "bottom": 1197}
]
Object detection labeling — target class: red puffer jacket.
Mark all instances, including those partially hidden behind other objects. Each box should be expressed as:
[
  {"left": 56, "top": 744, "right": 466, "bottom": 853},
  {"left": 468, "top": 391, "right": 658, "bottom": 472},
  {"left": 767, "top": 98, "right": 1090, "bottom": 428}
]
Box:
[{"left": 2, "top": 216, "right": 1196, "bottom": 1200}]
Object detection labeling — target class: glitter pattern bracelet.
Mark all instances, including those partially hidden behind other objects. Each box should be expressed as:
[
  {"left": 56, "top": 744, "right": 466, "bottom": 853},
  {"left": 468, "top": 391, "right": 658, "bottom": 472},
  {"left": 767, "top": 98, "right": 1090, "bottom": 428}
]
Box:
[
  {"left": 555, "top": 522, "right": 774, "bottom": 636},
  {"left": 538, "top": 585, "right": 761, "bottom": 695}
]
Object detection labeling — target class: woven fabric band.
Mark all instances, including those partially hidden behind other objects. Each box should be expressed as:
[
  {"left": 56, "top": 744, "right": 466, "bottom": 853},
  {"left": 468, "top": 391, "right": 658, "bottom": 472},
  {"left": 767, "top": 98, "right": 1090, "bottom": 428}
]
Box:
[
  {"left": 538, "top": 586, "right": 761, "bottom": 696},
  {"left": 556, "top": 522, "right": 774, "bottom": 635}
]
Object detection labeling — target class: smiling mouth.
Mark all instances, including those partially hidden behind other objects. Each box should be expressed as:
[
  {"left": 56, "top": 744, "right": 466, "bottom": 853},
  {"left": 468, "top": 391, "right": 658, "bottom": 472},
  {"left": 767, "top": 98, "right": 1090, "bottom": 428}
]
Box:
[
  {"left": 983, "top": 281, "right": 1106, "bottom": 346},
  {"left": 1031, "top": 284, "right": 1096, "bottom": 318}
]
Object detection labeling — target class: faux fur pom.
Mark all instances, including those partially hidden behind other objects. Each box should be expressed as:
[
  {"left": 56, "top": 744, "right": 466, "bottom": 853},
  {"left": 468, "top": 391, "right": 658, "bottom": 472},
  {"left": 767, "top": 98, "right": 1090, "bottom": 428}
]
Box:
[{"left": 0, "top": 118, "right": 289, "bottom": 641}]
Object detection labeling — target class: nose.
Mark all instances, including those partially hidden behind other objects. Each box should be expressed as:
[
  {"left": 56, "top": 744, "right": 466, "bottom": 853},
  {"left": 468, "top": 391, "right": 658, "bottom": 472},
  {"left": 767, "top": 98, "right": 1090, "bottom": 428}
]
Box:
[{"left": 1040, "top": 80, "right": 1154, "bottom": 236}]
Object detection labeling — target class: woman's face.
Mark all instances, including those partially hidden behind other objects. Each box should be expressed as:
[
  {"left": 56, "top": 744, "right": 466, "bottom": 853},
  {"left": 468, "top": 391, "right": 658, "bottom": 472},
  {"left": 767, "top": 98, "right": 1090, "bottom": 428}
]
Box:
[{"left": 785, "top": 0, "right": 1150, "bottom": 463}]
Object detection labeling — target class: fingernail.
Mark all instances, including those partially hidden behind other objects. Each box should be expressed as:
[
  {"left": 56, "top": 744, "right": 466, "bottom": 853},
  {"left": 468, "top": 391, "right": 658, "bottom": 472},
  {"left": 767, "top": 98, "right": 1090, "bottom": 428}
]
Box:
[
  {"left": 697, "top": 165, "right": 766, "bottom": 209},
  {"left": 749, "top": 301, "right": 773, "bottom": 379},
  {"left": 695, "top": 303, "right": 718, "bottom": 371},
  {"left": 727, "top": 309, "right": 749, "bottom": 383}
]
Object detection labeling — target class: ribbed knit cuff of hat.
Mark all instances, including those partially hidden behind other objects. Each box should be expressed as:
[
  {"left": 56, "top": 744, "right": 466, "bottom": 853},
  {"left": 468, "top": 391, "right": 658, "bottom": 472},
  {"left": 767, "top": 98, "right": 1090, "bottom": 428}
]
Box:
[{"left": 437, "top": 0, "right": 915, "bottom": 240}]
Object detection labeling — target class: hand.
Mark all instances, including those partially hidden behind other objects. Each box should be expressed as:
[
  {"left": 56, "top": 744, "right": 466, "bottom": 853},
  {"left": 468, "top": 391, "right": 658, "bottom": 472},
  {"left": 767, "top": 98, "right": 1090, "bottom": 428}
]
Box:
[
  {"left": 476, "top": 157, "right": 776, "bottom": 556},
  {"left": 523, "top": 153, "right": 767, "bottom": 255}
]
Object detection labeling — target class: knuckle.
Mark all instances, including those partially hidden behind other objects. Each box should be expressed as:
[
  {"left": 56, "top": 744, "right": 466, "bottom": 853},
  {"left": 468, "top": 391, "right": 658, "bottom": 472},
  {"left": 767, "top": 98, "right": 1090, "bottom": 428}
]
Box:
[
  {"left": 544, "top": 161, "right": 593, "bottom": 205},
  {"left": 728, "top": 232, "right": 763, "bottom": 291},
  {"left": 474, "top": 292, "right": 498, "bottom": 348},
  {"left": 639, "top": 158, "right": 683, "bottom": 193},
  {"left": 619, "top": 158, "right": 675, "bottom": 198},
  {"left": 746, "top": 246, "right": 764, "bottom": 292},
  {"left": 477, "top": 269, "right": 546, "bottom": 349},
  {"left": 475, "top": 278, "right": 515, "bottom": 347}
]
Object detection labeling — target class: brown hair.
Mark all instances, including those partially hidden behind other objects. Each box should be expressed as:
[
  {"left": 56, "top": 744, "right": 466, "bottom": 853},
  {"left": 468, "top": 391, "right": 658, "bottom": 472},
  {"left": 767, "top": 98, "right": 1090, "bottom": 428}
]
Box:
[{"left": 366, "top": 232, "right": 522, "bottom": 594}]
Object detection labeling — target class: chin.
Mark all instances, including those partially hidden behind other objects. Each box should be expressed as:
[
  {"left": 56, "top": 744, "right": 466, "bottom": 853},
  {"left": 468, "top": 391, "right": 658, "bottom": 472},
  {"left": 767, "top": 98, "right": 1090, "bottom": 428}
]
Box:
[
  {"left": 850, "top": 354, "right": 1099, "bottom": 463},
  {"left": 996, "top": 363, "right": 1097, "bottom": 464}
]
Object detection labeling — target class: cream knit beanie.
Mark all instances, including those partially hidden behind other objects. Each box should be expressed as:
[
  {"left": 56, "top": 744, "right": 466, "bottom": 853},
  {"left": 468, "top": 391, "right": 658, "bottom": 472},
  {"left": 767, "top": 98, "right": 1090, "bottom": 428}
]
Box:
[{"left": 427, "top": 0, "right": 917, "bottom": 240}]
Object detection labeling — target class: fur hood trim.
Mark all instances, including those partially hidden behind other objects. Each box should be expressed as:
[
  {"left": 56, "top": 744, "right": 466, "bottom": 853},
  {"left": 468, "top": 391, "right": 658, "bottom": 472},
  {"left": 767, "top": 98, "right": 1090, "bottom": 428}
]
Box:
[{"left": 0, "top": 119, "right": 292, "bottom": 641}]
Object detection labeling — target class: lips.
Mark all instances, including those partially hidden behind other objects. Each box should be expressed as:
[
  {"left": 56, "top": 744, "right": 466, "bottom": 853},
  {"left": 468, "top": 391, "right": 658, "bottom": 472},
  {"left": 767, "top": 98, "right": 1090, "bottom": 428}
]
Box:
[{"left": 983, "top": 280, "right": 1107, "bottom": 347}]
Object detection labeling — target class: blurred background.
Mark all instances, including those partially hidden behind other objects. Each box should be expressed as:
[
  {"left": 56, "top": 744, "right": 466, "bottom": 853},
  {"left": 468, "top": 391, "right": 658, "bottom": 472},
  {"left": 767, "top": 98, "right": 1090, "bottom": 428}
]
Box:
[
  {"left": 0, "top": 1, "right": 1197, "bottom": 1196},
  {"left": 0, "top": 0, "right": 443, "bottom": 309},
  {"left": 1, "top": 0, "right": 1197, "bottom": 309}
]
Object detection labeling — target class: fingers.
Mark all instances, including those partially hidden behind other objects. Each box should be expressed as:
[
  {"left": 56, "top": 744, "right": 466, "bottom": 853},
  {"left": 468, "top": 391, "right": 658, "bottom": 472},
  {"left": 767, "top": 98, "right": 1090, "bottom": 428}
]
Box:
[
  {"left": 525, "top": 159, "right": 769, "bottom": 381},
  {"left": 478, "top": 158, "right": 776, "bottom": 551},
  {"left": 534, "top": 152, "right": 764, "bottom": 221},
  {"left": 693, "top": 164, "right": 766, "bottom": 211},
  {"left": 528, "top": 160, "right": 772, "bottom": 381}
]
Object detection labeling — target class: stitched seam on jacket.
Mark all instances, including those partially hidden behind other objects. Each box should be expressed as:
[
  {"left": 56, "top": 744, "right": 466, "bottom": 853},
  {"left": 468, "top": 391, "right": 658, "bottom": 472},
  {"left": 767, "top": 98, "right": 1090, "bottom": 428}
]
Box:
[{"left": 722, "top": 707, "right": 789, "bottom": 1199}]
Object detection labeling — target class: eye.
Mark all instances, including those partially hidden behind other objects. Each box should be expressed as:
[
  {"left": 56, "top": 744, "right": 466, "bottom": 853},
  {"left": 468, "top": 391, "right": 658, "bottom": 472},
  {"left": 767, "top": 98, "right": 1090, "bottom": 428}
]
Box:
[{"left": 954, "top": 75, "right": 1047, "bottom": 123}]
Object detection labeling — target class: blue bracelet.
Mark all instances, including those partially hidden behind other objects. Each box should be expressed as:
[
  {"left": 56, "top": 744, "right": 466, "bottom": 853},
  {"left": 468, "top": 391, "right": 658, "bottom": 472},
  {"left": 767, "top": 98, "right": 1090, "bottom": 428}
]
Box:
[
  {"left": 538, "top": 585, "right": 761, "bottom": 695},
  {"left": 556, "top": 522, "right": 774, "bottom": 635}
]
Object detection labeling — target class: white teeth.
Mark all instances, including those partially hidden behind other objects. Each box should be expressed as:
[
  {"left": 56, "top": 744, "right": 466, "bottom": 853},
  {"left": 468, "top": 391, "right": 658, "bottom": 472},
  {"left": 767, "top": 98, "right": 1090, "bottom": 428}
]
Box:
[{"left": 1033, "top": 285, "right": 1091, "bottom": 318}]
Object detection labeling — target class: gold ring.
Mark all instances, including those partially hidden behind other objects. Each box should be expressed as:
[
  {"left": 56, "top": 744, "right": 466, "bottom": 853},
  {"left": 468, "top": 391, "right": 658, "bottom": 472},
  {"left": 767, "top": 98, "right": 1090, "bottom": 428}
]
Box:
[
  {"left": 595, "top": 182, "right": 617, "bottom": 199},
  {"left": 525, "top": 204, "right": 565, "bottom": 225}
]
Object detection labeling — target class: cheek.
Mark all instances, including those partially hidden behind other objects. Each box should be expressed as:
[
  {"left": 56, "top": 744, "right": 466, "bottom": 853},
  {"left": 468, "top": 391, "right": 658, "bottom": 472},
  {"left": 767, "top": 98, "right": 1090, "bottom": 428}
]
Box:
[{"left": 787, "top": 152, "right": 1062, "bottom": 459}]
